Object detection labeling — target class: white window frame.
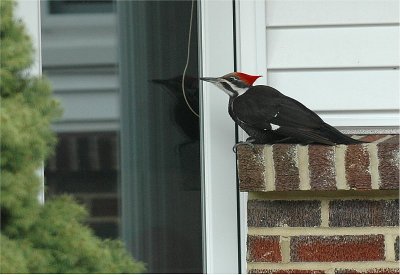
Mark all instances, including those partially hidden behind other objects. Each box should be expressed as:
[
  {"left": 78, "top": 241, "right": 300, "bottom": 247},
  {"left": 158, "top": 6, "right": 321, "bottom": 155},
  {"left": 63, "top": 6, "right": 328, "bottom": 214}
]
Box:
[{"left": 199, "top": 0, "right": 244, "bottom": 273}]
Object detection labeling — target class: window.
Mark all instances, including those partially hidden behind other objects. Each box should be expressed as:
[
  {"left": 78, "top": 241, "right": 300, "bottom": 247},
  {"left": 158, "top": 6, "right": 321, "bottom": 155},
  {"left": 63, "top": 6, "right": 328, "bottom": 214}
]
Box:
[
  {"left": 117, "top": 1, "right": 202, "bottom": 272},
  {"left": 42, "top": 0, "right": 204, "bottom": 273}
]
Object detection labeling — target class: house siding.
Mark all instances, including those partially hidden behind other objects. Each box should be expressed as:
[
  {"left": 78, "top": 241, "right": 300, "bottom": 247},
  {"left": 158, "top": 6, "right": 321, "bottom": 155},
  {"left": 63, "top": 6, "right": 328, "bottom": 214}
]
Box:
[{"left": 237, "top": 0, "right": 400, "bottom": 127}]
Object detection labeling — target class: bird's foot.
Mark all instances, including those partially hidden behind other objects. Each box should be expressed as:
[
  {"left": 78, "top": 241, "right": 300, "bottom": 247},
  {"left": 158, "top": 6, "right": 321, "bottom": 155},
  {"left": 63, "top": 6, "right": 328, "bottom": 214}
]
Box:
[{"left": 233, "top": 138, "right": 256, "bottom": 153}]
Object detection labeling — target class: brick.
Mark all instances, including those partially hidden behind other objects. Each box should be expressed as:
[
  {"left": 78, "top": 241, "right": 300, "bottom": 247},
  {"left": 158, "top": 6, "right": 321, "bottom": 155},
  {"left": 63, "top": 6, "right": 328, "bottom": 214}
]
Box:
[
  {"left": 237, "top": 146, "right": 266, "bottom": 191},
  {"left": 248, "top": 200, "right": 321, "bottom": 227},
  {"left": 345, "top": 145, "right": 371, "bottom": 189},
  {"left": 273, "top": 144, "right": 300, "bottom": 191},
  {"left": 329, "top": 199, "right": 399, "bottom": 227},
  {"left": 378, "top": 136, "right": 400, "bottom": 190},
  {"left": 249, "top": 269, "right": 325, "bottom": 274},
  {"left": 291, "top": 235, "right": 385, "bottom": 262},
  {"left": 396, "top": 236, "right": 399, "bottom": 261},
  {"left": 308, "top": 145, "right": 336, "bottom": 190},
  {"left": 335, "top": 268, "right": 400, "bottom": 274},
  {"left": 247, "top": 235, "right": 281, "bottom": 262}
]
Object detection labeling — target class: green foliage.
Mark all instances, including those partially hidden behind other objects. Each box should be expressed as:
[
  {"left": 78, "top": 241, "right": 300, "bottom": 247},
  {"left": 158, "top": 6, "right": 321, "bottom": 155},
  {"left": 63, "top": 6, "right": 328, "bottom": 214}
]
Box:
[
  {"left": 0, "top": 235, "right": 30, "bottom": 273},
  {"left": 0, "top": 0, "right": 32, "bottom": 98},
  {"left": 0, "top": 0, "right": 145, "bottom": 273}
]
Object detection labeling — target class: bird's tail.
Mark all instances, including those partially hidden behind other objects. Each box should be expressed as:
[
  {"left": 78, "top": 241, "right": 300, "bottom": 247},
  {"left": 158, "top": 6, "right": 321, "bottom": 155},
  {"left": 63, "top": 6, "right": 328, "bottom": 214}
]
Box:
[{"left": 320, "top": 123, "right": 364, "bottom": 144}]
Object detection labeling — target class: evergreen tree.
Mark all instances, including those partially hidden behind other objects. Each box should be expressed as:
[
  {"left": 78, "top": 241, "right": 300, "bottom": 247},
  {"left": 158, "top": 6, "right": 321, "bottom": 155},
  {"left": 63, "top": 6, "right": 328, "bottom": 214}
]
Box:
[{"left": 0, "top": 1, "right": 145, "bottom": 273}]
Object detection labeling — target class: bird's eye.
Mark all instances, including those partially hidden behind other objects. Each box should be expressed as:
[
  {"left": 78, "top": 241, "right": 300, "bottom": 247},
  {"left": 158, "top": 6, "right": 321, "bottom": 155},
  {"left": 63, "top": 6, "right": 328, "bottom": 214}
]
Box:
[{"left": 229, "top": 76, "right": 237, "bottom": 81}]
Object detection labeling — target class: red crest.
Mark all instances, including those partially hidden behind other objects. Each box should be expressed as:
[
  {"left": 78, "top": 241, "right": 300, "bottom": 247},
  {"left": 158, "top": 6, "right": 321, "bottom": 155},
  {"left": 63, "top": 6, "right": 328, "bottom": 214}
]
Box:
[{"left": 235, "top": 72, "right": 262, "bottom": 86}]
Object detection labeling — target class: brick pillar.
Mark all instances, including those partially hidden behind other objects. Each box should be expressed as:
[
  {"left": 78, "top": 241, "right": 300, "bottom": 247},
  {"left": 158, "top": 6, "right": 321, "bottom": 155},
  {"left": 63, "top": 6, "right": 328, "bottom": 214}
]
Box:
[{"left": 237, "top": 135, "right": 399, "bottom": 274}]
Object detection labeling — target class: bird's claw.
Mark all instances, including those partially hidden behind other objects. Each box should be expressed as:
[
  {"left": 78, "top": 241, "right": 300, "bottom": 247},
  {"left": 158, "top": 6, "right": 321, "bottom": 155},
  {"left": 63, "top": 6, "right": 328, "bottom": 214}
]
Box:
[{"left": 232, "top": 141, "right": 255, "bottom": 153}]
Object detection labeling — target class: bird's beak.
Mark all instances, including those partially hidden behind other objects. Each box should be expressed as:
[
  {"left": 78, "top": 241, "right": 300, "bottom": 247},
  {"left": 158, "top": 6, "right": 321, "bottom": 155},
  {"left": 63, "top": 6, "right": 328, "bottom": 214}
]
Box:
[{"left": 199, "top": 77, "right": 219, "bottom": 83}]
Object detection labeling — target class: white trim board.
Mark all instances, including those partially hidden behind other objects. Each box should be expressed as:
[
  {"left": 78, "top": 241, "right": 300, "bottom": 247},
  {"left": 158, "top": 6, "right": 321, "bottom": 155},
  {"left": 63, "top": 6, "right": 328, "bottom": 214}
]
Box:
[{"left": 199, "top": 0, "right": 240, "bottom": 273}]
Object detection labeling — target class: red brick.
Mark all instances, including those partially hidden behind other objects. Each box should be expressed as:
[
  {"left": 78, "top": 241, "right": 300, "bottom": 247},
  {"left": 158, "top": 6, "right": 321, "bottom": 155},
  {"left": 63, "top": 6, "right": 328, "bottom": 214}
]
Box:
[
  {"left": 378, "top": 136, "right": 399, "bottom": 190},
  {"left": 248, "top": 200, "right": 321, "bottom": 227},
  {"left": 345, "top": 145, "right": 371, "bottom": 189},
  {"left": 291, "top": 235, "right": 385, "bottom": 262},
  {"left": 237, "top": 146, "right": 265, "bottom": 191},
  {"left": 247, "top": 235, "right": 282, "bottom": 262},
  {"left": 329, "top": 199, "right": 399, "bottom": 227},
  {"left": 273, "top": 144, "right": 300, "bottom": 191},
  {"left": 335, "top": 268, "right": 400, "bottom": 274},
  {"left": 249, "top": 269, "right": 325, "bottom": 274},
  {"left": 308, "top": 145, "right": 336, "bottom": 190}
]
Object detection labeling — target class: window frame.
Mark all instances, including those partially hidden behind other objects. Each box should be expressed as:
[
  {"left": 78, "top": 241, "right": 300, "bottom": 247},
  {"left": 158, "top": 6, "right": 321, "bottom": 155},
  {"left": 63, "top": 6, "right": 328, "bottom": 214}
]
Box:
[{"left": 199, "top": 0, "right": 243, "bottom": 273}]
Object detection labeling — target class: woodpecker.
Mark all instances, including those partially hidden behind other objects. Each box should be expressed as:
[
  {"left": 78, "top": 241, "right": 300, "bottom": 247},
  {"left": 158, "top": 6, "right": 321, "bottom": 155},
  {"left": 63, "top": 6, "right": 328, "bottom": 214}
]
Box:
[{"left": 200, "top": 72, "right": 362, "bottom": 147}]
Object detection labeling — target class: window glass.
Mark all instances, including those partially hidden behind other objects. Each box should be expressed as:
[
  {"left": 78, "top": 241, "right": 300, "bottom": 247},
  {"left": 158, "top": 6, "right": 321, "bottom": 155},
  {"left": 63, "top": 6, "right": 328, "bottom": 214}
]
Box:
[
  {"left": 49, "top": 0, "right": 113, "bottom": 14},
  {"left": 46, "top": 132, "right": 119, "bottom": 239},
  {"left": 42, "top": 0, "right": 202, "bottom": 273},
  {"left": 117, "top": 1, "right": 202, "bottom": 273}
]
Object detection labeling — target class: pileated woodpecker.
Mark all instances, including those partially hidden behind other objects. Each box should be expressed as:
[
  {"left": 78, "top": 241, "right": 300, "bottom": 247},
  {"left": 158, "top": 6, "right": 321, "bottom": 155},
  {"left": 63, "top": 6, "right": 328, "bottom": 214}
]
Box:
[{"left": 200, "top": 72, "right": 362, "bottom": 146}]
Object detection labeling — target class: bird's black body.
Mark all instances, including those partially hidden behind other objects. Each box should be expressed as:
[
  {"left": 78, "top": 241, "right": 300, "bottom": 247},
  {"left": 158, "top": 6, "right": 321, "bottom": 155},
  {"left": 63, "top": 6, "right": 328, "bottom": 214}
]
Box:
[
  {"left": 228, "top": 97, "right": 295, "bottom": 144},
  {"left": 229, "top": 85, "right": 361, "bottom": 145}
]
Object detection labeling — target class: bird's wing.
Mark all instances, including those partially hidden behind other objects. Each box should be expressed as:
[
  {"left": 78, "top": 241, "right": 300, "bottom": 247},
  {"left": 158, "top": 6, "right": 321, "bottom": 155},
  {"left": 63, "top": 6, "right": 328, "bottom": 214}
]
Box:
[
  {"left": 232, "top": 85, "right": 323, "bottom": 130},
  {"left": 271, "top": 95, "right": 324, "bottom": 129},
  {"left": 232, "top": 86, "right": 342, "bottom": 145}
]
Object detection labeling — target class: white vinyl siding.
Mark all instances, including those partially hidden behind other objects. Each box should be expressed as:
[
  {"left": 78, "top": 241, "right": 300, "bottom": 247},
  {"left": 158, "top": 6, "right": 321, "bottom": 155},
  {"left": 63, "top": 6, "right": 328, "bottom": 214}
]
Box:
[
  {"left": 266, "top": 27, "right": 398, "bottom": 69},
  {"left": 265, "top": 0, "right": 399, "bottom": 26},
  {"left": 237, "top": 0, "right": 400, "bottom": 128}
]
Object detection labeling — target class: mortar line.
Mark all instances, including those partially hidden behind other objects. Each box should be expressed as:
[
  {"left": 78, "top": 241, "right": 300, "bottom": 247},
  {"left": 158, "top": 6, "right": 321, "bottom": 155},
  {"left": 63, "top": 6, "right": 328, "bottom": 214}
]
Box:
[
  {"left": 320, "top": 199, "right": 330, "bottom": 227},
  {"left": 335, "top": 145, "right": 348, "bottom": 190},
  {"left": 297, "top": 145, "right": 311, "bottom": 190},
  {"left": 367, "top": 142, "right": 380, "bottom": 190},
  {"left": 264, "top": 145, "right": 275, "bottom": 191},
  {"left": 279, "top": 236, "right": 291, "bottom": 263},
  {"left": 385, "top": 234, "right": 396, "bottom": 262}
]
